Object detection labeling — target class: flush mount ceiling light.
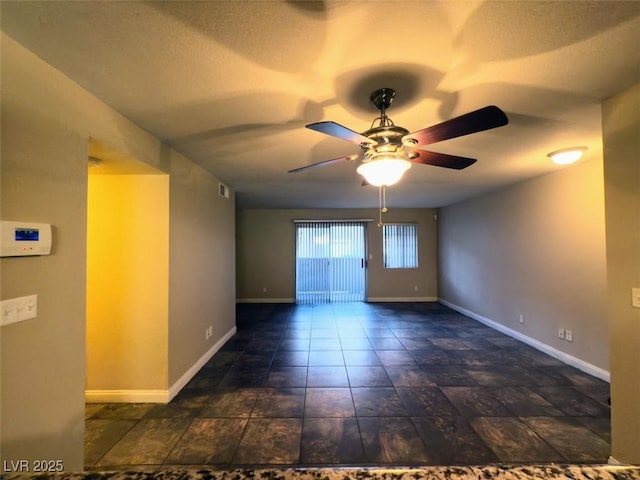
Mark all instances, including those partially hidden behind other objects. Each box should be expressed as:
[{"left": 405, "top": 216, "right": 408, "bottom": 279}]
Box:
[{"left": 548, "top": 146, "right": 587, "bottom": 165}]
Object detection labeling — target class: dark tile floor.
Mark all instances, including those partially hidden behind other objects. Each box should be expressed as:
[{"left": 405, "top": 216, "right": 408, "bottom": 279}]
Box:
[{"left": 85, "top": 302, "right": 611, "bottom": 469}]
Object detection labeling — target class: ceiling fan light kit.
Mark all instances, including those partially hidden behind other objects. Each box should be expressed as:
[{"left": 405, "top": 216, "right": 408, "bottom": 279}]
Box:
[
  {"left": 290, "top": 87, "right": 509, "bottom": 187},
  {"left": 548, "top": 146, "right": 587, "bottom": 165},
  {"left": 357, "top": 158, "right": 411, "bottom": 187}
]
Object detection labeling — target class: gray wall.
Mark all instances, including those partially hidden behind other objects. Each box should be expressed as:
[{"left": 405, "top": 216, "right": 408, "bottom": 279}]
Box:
[
  {"left": 438, "top": 155, "right": 608, "bottom": 372},
  {"left": 169, "top": 153, "right": 236, "bottom": 385},
  {"left": 236, "top": 208, "right": 437, "bottom": 302},
  {"left": 1, "top": 52, "right": 88, "bottom": 467},
  {"left": 603, "top": 82, "right": 640, "bottom": 464},
  {"left": 0, "top": 33, "right": 236, "bottom": 468}
]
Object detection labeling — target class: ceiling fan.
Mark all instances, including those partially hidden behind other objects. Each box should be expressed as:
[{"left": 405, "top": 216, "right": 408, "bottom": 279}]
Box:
[{"left": 289, "top": 88, "right": 509, "bottom": 186}]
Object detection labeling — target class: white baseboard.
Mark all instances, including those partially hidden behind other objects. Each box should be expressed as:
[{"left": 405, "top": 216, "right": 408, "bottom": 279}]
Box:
[
  {"left": 167, "top": 325, "right": 236, "bottom": 401},
  {"left": 237, "top": 297, "right": 439, "bottom": 304},
  {"left": 85, "top": 389, "right": 170, "bottom": 403},
  {"left": 85, "top": 325, "right": 237, "bottom": 404},
  {"left": 367, "top": 297, "right": 438, "bottom": 303},
  {"left": 237, "top": 298, "right": 295, "bottom": 303},
  {"left": 439, "top": 299, "right": 610, "bottom": 382}
]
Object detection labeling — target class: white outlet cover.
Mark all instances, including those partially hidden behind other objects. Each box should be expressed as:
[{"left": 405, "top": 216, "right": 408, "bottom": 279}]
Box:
[{"left": 632, "top": 288, "right": 640, "bottom": 308}]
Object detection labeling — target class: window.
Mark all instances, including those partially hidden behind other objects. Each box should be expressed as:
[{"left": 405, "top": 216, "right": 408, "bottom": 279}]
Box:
[{"left": 383, "top": 223, "right": 418, "bottom": 268}]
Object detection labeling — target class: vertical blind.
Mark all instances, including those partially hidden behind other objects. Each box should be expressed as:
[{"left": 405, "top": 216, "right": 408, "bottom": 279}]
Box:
[
  {"left": 383, "top": 223, "right": 418, "bottom": 268},
  {"left": 295, "top": 221, "right": 367, "bottom": 304}
]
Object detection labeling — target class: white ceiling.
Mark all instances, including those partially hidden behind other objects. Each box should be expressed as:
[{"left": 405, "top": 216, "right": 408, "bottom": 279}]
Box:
[{"left": 2, "top": 1, "right": 639, "bottom": 208}]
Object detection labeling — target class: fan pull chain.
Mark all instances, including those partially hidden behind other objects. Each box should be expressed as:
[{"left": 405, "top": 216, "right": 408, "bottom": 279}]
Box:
[{"left": 377, "top": 185, "right": 388, "bottom": 227}]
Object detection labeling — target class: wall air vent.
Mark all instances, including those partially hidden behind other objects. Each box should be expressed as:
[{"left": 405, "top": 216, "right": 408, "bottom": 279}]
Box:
[{"left": 219, "top": 183, "right": 230, "bottom": 199}]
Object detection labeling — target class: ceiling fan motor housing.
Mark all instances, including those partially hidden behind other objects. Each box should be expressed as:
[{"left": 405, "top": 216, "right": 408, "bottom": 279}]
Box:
[{"left": 361, "top": 125, "right": 408, "bottom": 162}]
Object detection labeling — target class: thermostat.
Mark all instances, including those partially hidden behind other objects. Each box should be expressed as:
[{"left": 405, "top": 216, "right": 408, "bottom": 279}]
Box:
[{"left": 0, "top": 221, "right": 52, "bottom": 257}]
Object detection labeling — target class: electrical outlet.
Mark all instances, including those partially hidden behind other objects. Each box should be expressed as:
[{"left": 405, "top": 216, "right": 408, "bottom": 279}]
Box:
[
  {"left": 632, "top": 288, "right": 640, "bottom": 308},
  {"left": 263, "top": 286, "right": 268, "bottom": 293},
  {"left": 414, "top": 285, "right": 419, "bottom": 292},
  {"left": 565, "top": 330, "right": 573, "bottom": 342},
  {"left": 519, "top": 314, "right": 524, "bottom": 324},
  {"left": 205, "top": 326, "right": 213, "bottom": 340},
  {"left": 558, "top": 328, "right": 565, "bottom": 339}
]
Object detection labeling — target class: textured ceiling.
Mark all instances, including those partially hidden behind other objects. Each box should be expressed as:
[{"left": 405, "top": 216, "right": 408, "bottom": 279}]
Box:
[{"left": 2, "top": 1, "right": 639, "bottom": 208}]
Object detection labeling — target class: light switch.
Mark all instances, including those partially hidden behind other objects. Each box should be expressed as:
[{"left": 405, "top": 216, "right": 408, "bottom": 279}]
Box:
[{"left": 1, "top": 295, "right": 38, "bottom": 326}]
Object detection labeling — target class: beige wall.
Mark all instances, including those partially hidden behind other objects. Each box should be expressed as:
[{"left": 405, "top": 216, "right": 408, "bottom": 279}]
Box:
[
  {"left": 86, "top": 173, "right": 169, "bottom": 392},
  {"left": 1, "top": 33, "right": 236, "bottom": 468},
  {"left": 236, "top": 208, "right": 437, "bottom": 302},
  {"left": 603, "top": 82, "right": 640, "bottom": 463},
  {"left": 438, "top": 157, "right": 608, "bottom": 372}
]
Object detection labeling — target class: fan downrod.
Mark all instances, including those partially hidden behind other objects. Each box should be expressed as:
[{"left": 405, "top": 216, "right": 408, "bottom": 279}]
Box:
[{"left": 370, "top": 88, "right": 396, "bottom": 112}]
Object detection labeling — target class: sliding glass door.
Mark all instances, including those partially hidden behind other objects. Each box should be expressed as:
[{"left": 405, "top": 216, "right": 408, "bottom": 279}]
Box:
[
  {"left": 296, "top": 222, "right": 331, "bottom": 304},
  {"left": 295, "top": 221, "right": 367, "bottom": 304}
]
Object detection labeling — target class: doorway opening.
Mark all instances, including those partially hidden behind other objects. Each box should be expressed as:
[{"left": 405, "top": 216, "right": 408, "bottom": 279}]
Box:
[
  {"left": 294, "top": 220, "right": 367, "bottom": 304},
  {"left": 86, "top": 138, "right": 169, "bottom": 403}
]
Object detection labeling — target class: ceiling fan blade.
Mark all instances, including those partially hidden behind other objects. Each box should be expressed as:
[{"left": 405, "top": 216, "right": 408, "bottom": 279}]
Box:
[
  {"left": 288, "top": 154, "right": 359, "bottom": 173},
  {"left": 403, "top": 105, "right": 508, "bottom": 147},
  {"left": 306, "top": 121, "right": 376, "bottom": 145},
  {"left": 407, "top": 150, "right": 477, "bottom": 170}
]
